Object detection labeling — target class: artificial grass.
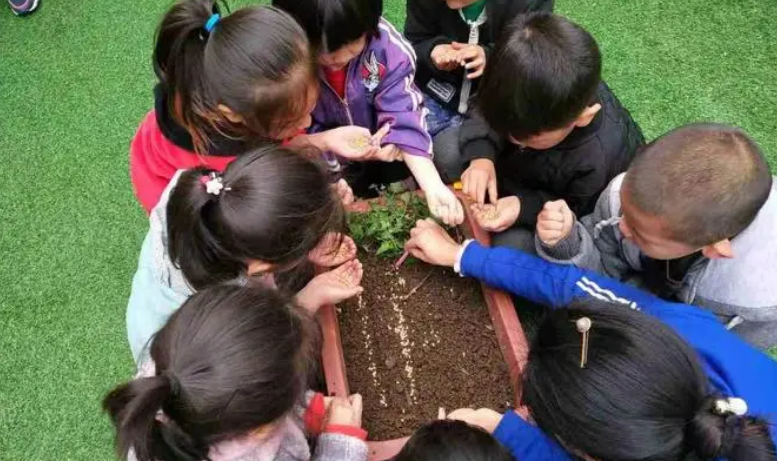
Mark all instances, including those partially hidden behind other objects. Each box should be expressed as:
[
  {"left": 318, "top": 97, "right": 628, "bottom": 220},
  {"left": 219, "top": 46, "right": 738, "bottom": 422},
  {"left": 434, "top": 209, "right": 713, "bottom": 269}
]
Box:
[{"left": 0, "top": 0, "right": 774, "bottom": 460}]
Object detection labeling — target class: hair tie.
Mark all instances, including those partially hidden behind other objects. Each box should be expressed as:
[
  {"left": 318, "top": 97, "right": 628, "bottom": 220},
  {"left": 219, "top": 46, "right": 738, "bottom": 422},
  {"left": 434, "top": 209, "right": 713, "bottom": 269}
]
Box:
[
  {"left": 200, "top": 172, "right": 231, "bottom": 196},
  {"left": 714, "top": 397, "right": 748, "bottom": 416},
  {"left": 204, "top": 13, "right": 221, "bottom": 33},
  {"left": 573, "top": 317, "right": 592, "bottom": 368}
]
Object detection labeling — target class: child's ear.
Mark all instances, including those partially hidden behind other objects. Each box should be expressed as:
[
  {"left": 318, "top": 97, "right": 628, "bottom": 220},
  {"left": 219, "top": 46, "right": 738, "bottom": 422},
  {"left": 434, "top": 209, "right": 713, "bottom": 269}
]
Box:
[
  {"left": 573, "top": 103, "right": 602, "bottom": 128},
  {"left": 247, "top": 260, "right": 274, "bottom": 275},
  {"left": 218, "top": 104, "right": 244, "bottom": 124},
  {"left": 701, "top": 239, "right": 735, "bottom": 259}
]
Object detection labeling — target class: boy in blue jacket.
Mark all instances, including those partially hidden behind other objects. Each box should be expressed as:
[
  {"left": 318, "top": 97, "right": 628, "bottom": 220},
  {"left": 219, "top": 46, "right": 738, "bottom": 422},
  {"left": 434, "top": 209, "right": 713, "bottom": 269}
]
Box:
[{"left": 405, "top": 219, "right": 777, "bottom": 461}]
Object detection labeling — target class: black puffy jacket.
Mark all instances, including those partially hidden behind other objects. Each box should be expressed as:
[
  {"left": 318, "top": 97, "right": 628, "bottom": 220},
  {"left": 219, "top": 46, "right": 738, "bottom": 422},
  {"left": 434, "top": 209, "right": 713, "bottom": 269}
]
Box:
[{"left": 404, "top": 0, "right": 554, "bottom": 112}]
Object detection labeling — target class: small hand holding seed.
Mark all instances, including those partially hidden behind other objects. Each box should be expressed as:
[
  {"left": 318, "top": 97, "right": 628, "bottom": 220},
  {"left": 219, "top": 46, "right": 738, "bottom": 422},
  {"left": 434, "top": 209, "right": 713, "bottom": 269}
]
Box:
[
  {"left": 296, "top": 260, "right": 364, "bottom": 313},
  {"left": 326, "top": 126, "right": 381, "bottom": 160},
  {"left": 309, "top": 233, "right": 357, "bottom": 267},
  {"left": 471, "top": 196, "right": 521, "bottom": 232}
]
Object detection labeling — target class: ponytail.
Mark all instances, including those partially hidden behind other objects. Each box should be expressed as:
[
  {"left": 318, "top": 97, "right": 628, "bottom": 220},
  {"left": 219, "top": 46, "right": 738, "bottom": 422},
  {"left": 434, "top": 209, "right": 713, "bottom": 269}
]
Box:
[
  {"left": 153, "top": 0, "right": 316, "bottom": 153},
  {"left": 167, "top": 167, "right": 243, "bottom": 289},
  {"left": 104, "top": 285, "right": 318, "bottom": 461},
  {"left": 102, "top": 374, "right": 209, "bottom": 461},
  {"left": 153, "top": 0, "right": 223, "bottom": 152},
  {"left": 689, "top": 396, "right": 775, "bottom": 461},
  {"left": 166, "top": 146, "right": 345, "bottom": 291}
]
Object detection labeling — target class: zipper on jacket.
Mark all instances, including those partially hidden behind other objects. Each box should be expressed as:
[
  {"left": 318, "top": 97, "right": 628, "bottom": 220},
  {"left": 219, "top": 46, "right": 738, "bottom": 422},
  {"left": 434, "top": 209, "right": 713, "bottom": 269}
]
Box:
[
  {"left": 457, "top": 8, "right": 488, "bottom": 114},
  {"left": 319, "top": 61, "right": 356, "bottom": 174},
  {"left": 321, "top": 60, "right": 355, "bottom": 126}
]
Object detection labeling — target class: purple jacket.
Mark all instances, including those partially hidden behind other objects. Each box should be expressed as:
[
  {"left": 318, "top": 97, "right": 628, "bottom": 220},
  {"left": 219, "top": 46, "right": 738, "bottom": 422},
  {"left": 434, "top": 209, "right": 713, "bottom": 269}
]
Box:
[{"left": 312, "top": 18, "right": 432, "bottom": 159}]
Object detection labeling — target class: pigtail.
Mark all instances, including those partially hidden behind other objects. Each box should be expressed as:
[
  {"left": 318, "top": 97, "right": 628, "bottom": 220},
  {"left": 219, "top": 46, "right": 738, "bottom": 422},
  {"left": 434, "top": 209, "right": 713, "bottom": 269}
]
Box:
[
  {"left": 102, "top": 373, "right": 206, "bottom": 461},
  {"left": 166, "top": 168, "right": 242, "bottom": 290},
  {"left": 153, "top": 0, "right": 225, "bottom": 153},
  {"left": 689, "top": 396, "right": 775, "bottom": 461}
]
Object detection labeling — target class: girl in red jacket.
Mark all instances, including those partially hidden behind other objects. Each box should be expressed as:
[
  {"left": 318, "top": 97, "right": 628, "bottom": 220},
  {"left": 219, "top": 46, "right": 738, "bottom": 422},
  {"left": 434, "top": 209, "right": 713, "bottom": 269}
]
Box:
[{"left": 131, "top": 0, "right": 378, "bottom": 213}]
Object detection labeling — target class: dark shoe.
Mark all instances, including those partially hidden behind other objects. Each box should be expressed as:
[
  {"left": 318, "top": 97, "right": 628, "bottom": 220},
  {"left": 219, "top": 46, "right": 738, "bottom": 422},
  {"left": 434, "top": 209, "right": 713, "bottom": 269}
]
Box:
[{"left": 8, "top": 0, "right": 39, "bottom": 15}]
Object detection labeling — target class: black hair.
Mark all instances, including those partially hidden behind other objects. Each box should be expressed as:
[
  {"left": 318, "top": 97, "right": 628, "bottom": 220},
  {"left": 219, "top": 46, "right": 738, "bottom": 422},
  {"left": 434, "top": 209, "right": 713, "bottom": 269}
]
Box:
[
  {"left": 624, "top": 123, "right": 773, "bottom": 247},
  {"left": 153, "top": 0, "right": 317, "bottom": 153},
  {"left": 103, "top": 284, "right": 319, "bottom": 461},
  {"left": 166, "top": 144, "right": 345, "bottom": 290},
  {"left": 395, "top": 420, "right": 514, "bottom": 461},
  {"left": 272, "top": 0, "right": 382, "bottom": 53},
  {"left": 523, "top": 301, "right": 776, "bottom": 461},
  {"left": 476, "top": 12, "right": 601, "bottom": 140}
]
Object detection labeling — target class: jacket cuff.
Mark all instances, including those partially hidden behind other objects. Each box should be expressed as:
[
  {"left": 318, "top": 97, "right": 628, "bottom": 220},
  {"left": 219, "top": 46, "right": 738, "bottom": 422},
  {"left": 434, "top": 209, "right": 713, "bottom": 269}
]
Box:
[
  {"left": 461, "top": 139, "right": 497, "bottom": 165},
  {"left": 459, "top": 241, "right": 489, "bottom": 278},
  {"left": 324, "top": 425, "right": 369, "bottom": 441},
  {"left": 315, "top": 433, "right": 369, "bottom": 461},
  {"left": 536, "top": 220, "right": 581, "bottom": 261},
  {"left": 304, "top": 392, "right": 327, "bottom": 435},
  {"left": 493, "top": 410, "right": 525, "bottom": 442}
]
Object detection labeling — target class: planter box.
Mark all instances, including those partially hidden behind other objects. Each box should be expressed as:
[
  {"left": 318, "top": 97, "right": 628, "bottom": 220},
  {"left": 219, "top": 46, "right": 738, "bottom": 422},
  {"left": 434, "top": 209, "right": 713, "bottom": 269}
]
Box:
[{"left": 319, "top": 192, "right": 530, "bottom": 460}]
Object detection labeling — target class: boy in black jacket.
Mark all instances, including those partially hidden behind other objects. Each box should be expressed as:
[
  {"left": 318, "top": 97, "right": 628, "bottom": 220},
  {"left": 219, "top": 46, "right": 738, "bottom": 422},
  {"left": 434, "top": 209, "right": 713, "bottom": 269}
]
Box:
[
  {"left": 405, "top": 0, "right": 553, "bottom": 182},
  {"left": 461, "top": 12, "right": 644, "bottom": 252}
]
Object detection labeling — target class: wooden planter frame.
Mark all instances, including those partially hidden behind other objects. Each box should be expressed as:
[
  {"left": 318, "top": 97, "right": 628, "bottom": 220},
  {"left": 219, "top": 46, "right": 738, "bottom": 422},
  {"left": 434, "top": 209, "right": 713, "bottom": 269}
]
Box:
[{"left": 318, "top": 193, "right": 529, "bottom": 460}]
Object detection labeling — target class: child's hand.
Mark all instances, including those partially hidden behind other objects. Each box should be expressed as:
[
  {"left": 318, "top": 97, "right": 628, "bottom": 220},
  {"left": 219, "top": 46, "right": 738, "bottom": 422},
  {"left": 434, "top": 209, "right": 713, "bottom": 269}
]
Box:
[
  {"left": 450, "top": 42, "right": 486, "bottom": 79},
  {"left": 332, "top": 179, "right": 354, "bottom": 206},
  {"left": 431, "top": 44, "right": 460, "bottom": 72},
  {"left": 327, "top": 394, "right": 363, "bottom": 428},
  {"left": 309, "top": 232, "right": 357, "bottom": 267},
  {"left": 447, "top": 408, "right": 503, "bottom": 433},
  {"left": 471, "top": 196, "right": 520, "bottom": 232},
  {"left": 324, "top": 126, "right": 381, "bottom": 160},
  {"left": 295, "top": 260, "right": 364, "bottom": 313},
  {"left": 426, "top": 186, "right": 465, "bottom": 226},
  {"left": 461, "top": 158, "right": 498, "bottom": 205},
  {"left": 536, "top": 200, "right": 575, "bottom": 247},
  {"left": 405, "top": 218, "right": 461, "bottom": 267}
]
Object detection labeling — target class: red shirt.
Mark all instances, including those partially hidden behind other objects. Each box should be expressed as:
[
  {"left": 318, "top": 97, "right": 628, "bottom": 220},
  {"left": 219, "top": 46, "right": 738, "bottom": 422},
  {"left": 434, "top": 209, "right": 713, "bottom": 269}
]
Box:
[
  {"left": 130, "top": 110, "right": 236, "bottom": 214},
  {"left": 324, "top": 67, "right": 347, "bottom": 99}
]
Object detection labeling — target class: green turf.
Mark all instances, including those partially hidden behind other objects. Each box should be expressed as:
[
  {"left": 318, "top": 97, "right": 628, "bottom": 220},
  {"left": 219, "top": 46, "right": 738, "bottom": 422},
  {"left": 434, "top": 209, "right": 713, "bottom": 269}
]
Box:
[{"left": 0, "top": 0, "right": 775, "bottom": 459}]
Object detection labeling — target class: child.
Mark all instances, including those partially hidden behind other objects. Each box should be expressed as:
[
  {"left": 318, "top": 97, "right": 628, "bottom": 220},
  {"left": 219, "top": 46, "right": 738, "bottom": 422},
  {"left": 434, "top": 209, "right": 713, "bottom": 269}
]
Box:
[
  {"left": 395, "top": 420, "right": 513, "bottom": 461},
  {"left": 273, "top": 0, "right": 464, "bottom": 226},
  {"left": 404, "top": 0, "right": 553, "bottom": 182},
  {"left": 127, "top": 145, "right": 364, "bottom": 363},
  {"left": 105, "top": 284, "right": 368, "bottom": 461},
  {"left": 535, "top": 123, "right": 777, "bottom": 349},
  {"left": 132, "top": 0, "right": 378, "bottom": 213},
  {"left": 458, "top": 13, "right": 644, "bottom": 252},
  {"left": 404, "top": 218, "right": 777, "bottom": 461}
]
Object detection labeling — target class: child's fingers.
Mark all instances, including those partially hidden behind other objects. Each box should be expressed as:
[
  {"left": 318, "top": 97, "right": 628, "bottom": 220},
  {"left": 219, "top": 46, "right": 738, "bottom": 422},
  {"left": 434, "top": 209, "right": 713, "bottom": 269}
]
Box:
[
  {"left": 372, "top": 124, "right": 391, "bottom": 145},
  {"left": 467, "top": 67, "right": 484, "bottom": 80},
  {"left": 487, "top": 180, "right": 498, "bottom": 205}
]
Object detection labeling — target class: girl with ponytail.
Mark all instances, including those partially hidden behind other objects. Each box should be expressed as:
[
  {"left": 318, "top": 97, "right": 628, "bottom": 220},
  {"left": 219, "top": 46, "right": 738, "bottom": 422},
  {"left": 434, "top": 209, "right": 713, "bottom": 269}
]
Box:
[
  {"left": 131, "top": 0, "right": 384, "bottom": 214},
  {"left": 106, "top": 284, "right": 368, "bottom": 461},
  {"left": 402, "top": 219, "right": 777, "bottom": 461},
  {"left": 127, "top": 145, "right": 363, "bottom": 363}
]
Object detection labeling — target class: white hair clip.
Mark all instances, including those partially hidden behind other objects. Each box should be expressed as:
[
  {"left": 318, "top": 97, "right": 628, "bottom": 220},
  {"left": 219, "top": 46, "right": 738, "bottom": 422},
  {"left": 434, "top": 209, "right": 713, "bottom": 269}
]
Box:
[
  {"left": 574, "top": 317, "right": 592, "bottom": 368},
  {"left": 714, "top": 397, "right": 748, "bottom": 416},
  {"left": 201, "top": 173, "right": 230, "bottom": 196}
]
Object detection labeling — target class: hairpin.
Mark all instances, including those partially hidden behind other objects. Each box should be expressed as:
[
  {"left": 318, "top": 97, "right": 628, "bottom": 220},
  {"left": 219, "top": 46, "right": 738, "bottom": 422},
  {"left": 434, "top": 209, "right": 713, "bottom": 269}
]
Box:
[
  {"left": 714, "top": 397, "right": 748, "bottom": 416},
  {"left": 574, "top": 317, "right": 592, "bottom": 368},
  {"left": 201, "top": 172, "right": 230, "bottom": 196}
]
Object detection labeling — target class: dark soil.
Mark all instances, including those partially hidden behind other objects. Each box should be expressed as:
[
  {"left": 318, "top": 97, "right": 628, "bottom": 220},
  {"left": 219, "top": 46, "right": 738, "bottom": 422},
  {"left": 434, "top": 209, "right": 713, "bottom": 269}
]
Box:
[{"left": 338, "top": 251, "right": 514, "bottom": 440}]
